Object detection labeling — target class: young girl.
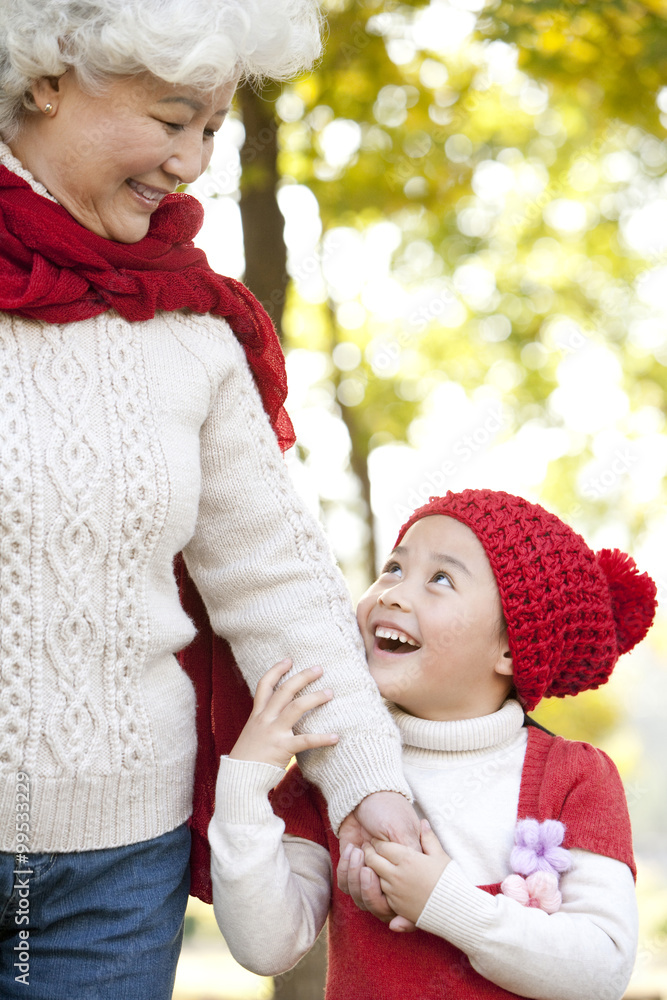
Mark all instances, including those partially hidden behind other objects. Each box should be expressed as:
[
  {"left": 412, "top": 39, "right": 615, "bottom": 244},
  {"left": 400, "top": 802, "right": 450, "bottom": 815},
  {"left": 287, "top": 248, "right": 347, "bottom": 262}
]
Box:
[{"left": 209, "top": 488, "right": 656, "bottom": 999}]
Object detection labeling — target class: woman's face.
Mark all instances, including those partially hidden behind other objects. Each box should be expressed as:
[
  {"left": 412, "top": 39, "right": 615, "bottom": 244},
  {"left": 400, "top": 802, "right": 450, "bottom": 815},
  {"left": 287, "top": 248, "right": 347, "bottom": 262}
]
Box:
[{"left": 17, "top": 71, "right": 236, "bottom": 243}]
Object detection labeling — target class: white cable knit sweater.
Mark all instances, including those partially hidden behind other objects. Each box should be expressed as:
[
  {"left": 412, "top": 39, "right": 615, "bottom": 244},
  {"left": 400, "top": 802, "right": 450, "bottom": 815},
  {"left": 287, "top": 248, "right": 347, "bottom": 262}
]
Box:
[{"left": 0, "top": 143, "right": 408, "bottom": 852}]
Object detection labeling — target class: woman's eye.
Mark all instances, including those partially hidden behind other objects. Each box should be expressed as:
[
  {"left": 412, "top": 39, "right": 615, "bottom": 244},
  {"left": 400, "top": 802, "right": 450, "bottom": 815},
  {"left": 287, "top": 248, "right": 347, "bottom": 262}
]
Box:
[
  {"left": 432, "top": 571, "right": 453, "bottom": 587},
  {"left": 162, "top": 120, "right": 217, "bottom": 139}
]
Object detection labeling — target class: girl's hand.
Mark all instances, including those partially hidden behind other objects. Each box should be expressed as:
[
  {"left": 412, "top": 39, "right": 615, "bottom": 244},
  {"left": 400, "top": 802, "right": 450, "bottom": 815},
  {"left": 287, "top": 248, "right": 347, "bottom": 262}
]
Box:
[
  {"left": 229, "top": 659, "right": 339, "bottom": 769},
  {"left": 363, "top": 819, "right": 451, "bottom": 927}
]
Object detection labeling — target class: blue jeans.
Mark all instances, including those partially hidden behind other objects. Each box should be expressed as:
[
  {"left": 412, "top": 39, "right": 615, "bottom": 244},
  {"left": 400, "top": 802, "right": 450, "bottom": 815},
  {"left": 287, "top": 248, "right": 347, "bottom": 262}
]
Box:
[{"left": 0, "top": 823, "right": 190, "bottom": 999}]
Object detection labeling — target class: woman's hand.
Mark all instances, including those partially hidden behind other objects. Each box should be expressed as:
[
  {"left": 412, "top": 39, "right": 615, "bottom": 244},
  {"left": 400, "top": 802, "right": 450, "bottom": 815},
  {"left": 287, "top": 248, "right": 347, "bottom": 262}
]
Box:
[
  {"left": 229, "top": 659, "right": 339, "bottom": 769},
  {"left": 363, "top": 819, "right": 451, "bottom": 926}
]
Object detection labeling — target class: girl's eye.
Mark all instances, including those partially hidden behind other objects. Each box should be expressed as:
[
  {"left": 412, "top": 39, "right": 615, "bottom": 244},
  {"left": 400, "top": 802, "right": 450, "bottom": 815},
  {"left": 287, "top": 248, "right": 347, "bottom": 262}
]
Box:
[
  {"left": 432, "top": 571, "right": 453, "bottom": 587},
  {"left": 161, "top": 120, "right": 187, "bottom": 132},
  {"left": 382, "top": 562, "right": 402, "bottom": 577},
  {"left": 204, "top": 128, "right": 218, "bottom": 139}
]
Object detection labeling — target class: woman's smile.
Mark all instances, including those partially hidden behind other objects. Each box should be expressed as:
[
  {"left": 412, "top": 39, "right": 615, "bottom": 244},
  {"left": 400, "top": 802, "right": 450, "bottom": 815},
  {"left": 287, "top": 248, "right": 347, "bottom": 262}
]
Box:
[{"left": 126, "top": 178, "right": 173, "bottom": 207}]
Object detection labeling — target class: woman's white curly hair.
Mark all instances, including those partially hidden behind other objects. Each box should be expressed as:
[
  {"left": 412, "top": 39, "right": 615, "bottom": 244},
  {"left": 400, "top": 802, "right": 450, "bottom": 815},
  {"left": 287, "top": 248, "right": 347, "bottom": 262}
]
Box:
[{"left": 0, "top": 0, "right": 322, "bottom": 137}]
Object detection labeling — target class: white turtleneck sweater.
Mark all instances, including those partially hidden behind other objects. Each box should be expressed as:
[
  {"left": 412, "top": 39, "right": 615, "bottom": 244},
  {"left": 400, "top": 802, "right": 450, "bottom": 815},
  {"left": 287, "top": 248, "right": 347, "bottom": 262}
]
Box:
[
  {"left": 209, "top": 700, "right": 638, "bottom": 1000},
  {"left": 0, "top": 143, "right": 409, "bottom": 852}
]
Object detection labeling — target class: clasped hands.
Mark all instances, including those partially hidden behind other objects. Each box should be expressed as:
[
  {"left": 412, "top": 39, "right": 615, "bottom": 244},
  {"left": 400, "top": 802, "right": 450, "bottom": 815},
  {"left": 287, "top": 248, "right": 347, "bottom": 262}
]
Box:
[{"left": 338, "top": 801, "right": 451, "bottom": 931}]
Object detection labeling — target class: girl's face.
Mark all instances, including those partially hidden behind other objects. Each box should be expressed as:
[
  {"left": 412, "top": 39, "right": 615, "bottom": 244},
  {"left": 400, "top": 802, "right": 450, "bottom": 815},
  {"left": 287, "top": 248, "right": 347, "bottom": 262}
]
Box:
[
  {"left": 356, "top": 515, "right": 514, "bottom": 721},
  {"left": 14, "top": 70, "right": 236, "bottom": 243}
]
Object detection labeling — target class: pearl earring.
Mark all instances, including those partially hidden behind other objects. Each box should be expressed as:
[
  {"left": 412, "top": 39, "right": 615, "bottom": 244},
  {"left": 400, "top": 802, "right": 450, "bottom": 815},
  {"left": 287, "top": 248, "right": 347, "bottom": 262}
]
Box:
[{"left": 43, "top": 103, "right": 53, "bottom": 114}]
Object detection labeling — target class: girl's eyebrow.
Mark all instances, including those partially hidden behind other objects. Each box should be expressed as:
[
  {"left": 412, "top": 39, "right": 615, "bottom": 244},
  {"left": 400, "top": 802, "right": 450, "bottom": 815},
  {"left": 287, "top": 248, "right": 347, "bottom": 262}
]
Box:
[
  {"left": 430, "top": 552, "right": 472, "bottom": 578},
  {"left": 391, "top": 544, "right": 471, "bottom": 578}
]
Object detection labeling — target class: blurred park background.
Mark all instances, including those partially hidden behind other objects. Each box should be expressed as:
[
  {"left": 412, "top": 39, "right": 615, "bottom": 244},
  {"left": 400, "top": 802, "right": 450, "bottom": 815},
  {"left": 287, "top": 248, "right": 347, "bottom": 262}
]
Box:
[{"left": 175, "top": 0, "right": 667, "bottom": 996}]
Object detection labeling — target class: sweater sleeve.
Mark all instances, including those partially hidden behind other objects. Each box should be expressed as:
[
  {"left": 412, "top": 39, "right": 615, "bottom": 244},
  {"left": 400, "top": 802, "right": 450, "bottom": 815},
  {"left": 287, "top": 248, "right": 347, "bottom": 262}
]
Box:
[
  {"left": 182, "top": 322, "right": 410, "bottom": 831},
  {"left": 209, "top": 756, "right": 331, "bottom": 975},
  {"left": 416, "top": 850, "right": 637, "bottom": 1000}
]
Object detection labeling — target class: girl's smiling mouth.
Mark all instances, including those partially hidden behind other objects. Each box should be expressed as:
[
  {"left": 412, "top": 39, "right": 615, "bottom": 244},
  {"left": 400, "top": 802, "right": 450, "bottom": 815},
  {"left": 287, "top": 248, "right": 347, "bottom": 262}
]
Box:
[{"left": 374, "top": 624, "right": 421, "bottom": 654}]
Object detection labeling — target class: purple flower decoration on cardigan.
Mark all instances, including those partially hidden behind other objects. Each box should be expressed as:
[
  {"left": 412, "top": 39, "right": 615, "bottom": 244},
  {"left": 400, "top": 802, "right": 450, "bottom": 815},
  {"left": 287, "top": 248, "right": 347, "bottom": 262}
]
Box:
[{"left": 510, "top": 819, "right": 572, "bottom": 877}]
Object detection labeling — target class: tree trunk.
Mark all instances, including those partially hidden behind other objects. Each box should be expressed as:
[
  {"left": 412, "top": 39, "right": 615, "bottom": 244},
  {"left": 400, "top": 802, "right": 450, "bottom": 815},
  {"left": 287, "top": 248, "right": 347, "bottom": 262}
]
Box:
[
  {"left": 336, "top": 395, "right": 377, "bottom": 583},
  {"left": 238, "top": 83, "right": 328, "bottom": 999},
  {"left": 238, "top": 81, "right": 288, "bottom": 336},
  {"left": 328, "top": 304, "right": 377, "bottom": 584}
]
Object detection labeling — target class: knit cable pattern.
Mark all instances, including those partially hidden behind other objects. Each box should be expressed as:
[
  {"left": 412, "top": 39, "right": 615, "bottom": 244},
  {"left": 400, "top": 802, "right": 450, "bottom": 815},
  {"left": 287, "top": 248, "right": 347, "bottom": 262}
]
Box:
[
  {"left": 107, "top": 318, "right": 164, "bottom": 771},
  {"left": 0, "top": 321, "right": 33, "bottom": 769},
  {"left": 37, "top": 324, "right": 108, "bottom": 771}
]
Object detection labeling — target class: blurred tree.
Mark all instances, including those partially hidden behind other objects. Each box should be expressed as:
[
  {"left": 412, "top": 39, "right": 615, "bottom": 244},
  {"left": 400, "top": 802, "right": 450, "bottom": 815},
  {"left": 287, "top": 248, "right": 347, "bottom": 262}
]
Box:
[
  {"left": 237, "top": 0, "right": 666, "bottom": 585},
  {"left": 238, "top": 81, "right": 288, "bottom": 332},
  {"left": 230, "top": 4, "right": 667, "bottom": 991},
  {"left": 531, "top": 685, "right": 620, "bottom": 743}
]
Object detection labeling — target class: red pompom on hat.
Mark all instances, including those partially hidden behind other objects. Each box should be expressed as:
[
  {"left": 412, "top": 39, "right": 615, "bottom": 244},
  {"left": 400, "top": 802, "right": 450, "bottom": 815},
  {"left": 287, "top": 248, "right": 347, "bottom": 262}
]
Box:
[{"left": 396, "top": 490, "right": 657, "bottom": 711}]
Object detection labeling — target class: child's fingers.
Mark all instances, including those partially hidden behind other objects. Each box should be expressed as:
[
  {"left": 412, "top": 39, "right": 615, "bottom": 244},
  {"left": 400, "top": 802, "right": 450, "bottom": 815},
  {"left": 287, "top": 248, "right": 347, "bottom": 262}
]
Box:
[
  {"left": 363, "top": 843, "right": 395, "bottom": 879},
  {"left": 338, "top": 849, "right": 396, "bottom": 921},
  {"left": 388, "top": 914, "right": 417, "bottom": 933},
  {"left": 253, "top": 658, "right": 294, "bottom": 708},
  {"left": 362, "top": 871, "right": 396, "bottom": 921},
  {"left": 282, "top": 687, "right": 334, "bottom": 726},
  {"left": 368, "top": 839, "right": 409, "bottom": 864},
  {"left": 267, "top": 664, "right": 325, "bottom": 711},
  {"left": 290, "top": 731, "right": 339, "bottom": 753}
]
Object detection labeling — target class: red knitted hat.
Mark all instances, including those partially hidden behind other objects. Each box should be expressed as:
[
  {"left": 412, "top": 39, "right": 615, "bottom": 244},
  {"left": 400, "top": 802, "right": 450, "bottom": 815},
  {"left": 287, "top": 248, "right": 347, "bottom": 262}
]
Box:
[{"left": 395, "top": 489, "right": 657, "bottom": 711}]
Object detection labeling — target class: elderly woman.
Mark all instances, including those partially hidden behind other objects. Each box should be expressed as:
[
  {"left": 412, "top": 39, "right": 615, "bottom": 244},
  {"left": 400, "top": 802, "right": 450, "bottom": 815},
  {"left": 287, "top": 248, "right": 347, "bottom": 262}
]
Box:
[{"left": 0, "top": 1, "right": 418, "bottom": 997}]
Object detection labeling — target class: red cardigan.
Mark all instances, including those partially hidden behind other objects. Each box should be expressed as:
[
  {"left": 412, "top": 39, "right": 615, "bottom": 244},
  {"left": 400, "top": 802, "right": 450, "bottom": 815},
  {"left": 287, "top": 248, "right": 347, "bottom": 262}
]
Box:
[{"left": 270, "top": 725, "right": 635, "bottom": 1000}]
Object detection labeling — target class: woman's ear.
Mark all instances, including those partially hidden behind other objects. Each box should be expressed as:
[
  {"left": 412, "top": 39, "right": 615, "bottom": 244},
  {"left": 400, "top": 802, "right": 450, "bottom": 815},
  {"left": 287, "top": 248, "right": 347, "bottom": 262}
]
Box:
[{"left": 30, "top": 76, "right": 61, "bottom": 115}]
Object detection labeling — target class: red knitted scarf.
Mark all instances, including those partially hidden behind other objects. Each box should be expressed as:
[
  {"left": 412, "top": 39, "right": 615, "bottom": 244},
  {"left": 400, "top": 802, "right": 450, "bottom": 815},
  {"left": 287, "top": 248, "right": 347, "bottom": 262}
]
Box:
[{"left": 0, "top": 161, "right": 289, "bottom": 901}]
